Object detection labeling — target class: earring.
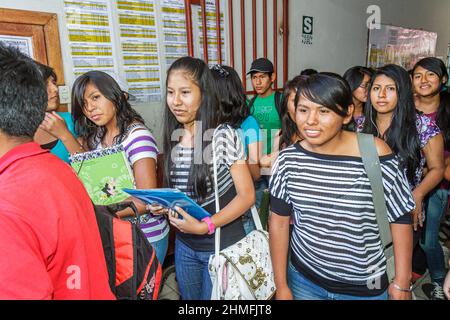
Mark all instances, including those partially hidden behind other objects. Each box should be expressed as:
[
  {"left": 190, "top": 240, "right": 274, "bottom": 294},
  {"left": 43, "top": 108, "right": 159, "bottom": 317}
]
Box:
[{"left": 85, "top": 118, "right": 96, "bottom": 128}]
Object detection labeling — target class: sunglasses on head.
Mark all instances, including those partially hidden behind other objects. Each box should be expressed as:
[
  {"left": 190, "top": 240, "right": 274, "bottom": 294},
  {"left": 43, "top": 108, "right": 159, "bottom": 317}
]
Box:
[{"left": 210, "top": 64, "right": 230, "bottom": 78}]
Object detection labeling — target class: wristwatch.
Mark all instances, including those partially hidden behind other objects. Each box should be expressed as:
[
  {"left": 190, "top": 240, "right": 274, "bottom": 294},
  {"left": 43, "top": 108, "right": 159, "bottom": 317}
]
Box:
[{"left": 201, "top": 217, "right": 216, "bottom": 235}]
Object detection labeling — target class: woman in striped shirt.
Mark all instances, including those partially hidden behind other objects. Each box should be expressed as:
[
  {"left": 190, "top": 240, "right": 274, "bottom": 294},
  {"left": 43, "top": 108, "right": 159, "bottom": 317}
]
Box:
[
  {"left": 71, "top": 71, "right": 169, "bottom": 264},
  {"left": 148, "top": 57, "right": 255, "bottom": 300},
  {"left": 269, "top": 73, "right": 415, "bottom": 300}
]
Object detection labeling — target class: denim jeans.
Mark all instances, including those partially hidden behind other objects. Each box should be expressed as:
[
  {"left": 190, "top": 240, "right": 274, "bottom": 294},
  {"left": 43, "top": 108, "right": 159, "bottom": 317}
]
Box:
[
  {"left": 287, "top": 262, "right": 388, "bottom": 300},
  {"left": 254, "top": 177, "right": 268, "bottom": 209},
  {"left": 174, "top": 237, "right": 213, "bottom": 300},
  {"left": 242, "top": 178, "right": 268, "bottom": 235},
  {"left": 150, "top": 232, "right": 169, "bottom": 266},
  {"left": 420, "top": 188, "right": 449, "bottom": 285}
]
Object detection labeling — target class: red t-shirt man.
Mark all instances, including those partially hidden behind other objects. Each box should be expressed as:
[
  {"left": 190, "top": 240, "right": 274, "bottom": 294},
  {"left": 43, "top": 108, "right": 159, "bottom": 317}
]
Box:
[{"left": 0, "top": 142, "right": 115, "bottom": 300}]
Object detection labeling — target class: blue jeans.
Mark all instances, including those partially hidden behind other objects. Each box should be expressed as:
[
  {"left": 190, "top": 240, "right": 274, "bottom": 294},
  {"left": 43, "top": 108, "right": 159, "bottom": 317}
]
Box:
[
  {"left": 420, "top": 188, "right": 448, "bottom": 285},
  {"left": 287, "top": 262, "right": 388, "bottom": 300},
  {"left": 174, "top": 237, "right": 213, "bottom": 300},
  {"left": 150, "top": 233, "right": 169, "bottom": 266},
  {"left": 243, "top": 178, "right": 268, "bottom": 235},
  {"left": 254, "top": 177, "right": 268, "bottom": 209}
]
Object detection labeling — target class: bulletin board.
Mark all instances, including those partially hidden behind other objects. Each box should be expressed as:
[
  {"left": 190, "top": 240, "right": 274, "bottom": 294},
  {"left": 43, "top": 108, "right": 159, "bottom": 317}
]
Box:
[
  {"left": 63, "top": 0, "right": 226, "bottom": 103},
  {"left": 367, "top": 24, "right": 437, "bottom": 71}
]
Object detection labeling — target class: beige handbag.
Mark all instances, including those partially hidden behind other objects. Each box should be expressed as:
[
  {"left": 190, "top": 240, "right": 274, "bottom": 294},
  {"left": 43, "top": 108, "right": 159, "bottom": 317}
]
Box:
[{"left": 208, "top": 127, "right": 276, "bottom": 300}]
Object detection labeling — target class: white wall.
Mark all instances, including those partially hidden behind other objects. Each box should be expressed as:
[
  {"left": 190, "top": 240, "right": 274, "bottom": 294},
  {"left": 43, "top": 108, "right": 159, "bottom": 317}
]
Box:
[
  {"left": 288, "top": 0, "right": 450, "bottom": 77},
  {"left": 0, "top": 0, "right": 449, "bottom": 148}
]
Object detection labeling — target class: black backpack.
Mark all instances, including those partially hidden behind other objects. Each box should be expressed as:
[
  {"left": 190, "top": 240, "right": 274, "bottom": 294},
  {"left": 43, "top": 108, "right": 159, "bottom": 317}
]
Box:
[
  {"left": 94, "top": 202, "right": 162, "bottom": 300},
  {"left": 248, "top": 91, "right": 283, "bottom": 119}
]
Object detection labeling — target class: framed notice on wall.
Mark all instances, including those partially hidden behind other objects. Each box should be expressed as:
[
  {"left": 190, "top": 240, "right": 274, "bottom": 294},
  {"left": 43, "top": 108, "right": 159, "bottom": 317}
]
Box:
[
  {"left": 0, "top": 35, "right": 34, "bottom": 58},
  {"left": 367, "top": 24, "right": 437, "bottom": 70}
]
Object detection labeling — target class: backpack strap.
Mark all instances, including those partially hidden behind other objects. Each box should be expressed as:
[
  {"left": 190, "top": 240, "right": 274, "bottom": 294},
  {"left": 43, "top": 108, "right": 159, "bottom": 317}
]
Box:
[
  {"left": 247, "top": 95, "right": 258, "bottom": 113},
  {"left": 357, "top": 133, "right": 392, "bottom": 248},
  {"left": 274, "top": 91, "right": 283, "bottom": 118}
]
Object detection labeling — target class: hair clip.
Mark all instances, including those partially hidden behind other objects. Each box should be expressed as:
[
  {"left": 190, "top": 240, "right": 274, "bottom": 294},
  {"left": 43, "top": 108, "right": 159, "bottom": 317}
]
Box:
[{"left": 210, "top": 64, "right": 230, "bottom": 78}]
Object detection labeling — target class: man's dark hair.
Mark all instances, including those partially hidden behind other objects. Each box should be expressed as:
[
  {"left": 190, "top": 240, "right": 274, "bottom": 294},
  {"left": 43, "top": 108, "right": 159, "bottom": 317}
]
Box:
[{"left": 0, "top": 44, "right": 47, "bottom": 138}]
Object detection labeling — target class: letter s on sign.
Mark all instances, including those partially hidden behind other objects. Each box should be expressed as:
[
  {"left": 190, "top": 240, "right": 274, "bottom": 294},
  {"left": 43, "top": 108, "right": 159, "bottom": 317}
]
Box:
[{"left": 303, "top": 17, "right": 313, "bottom": 34}]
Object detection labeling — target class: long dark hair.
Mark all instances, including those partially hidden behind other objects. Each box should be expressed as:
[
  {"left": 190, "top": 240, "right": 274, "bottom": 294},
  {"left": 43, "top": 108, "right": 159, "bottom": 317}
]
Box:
[
  {"left": 278, "top": 75, "right": 306, "bottom": 150},
  {"left": 210, "top": 64, "right": 249, "bottom": 128},
  {"left": 413, "top": 57, "right": 450, "bottom": 150},
  {"left": 362, "top": 64, "right": 421, "bottom": 183},
  {"left": 71, "top": 70, "right": 145, "bottom": 150},
  {"left": 163, "top": 56, "right": 220, "bottom": 202}
]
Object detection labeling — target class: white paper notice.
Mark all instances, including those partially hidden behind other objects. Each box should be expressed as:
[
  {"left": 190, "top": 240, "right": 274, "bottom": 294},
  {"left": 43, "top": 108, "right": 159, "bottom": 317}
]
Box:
[
  {"left": 197, "top": 0, "right": 226, "bottom": 65},
  {"left": 117, "top": 0, "right": 162, "bottom": 102},
  {"left": 64, "top": 0, "right": 117, "bottom": 77},
  {"left": 161, "top": 0, "right": 188, "bottom": 68}
]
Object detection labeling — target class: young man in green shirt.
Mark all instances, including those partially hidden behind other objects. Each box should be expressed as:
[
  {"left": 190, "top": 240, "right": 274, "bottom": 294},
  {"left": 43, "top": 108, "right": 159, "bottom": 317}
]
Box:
[
  {"left": 247, "top": 58, "right": 282, "bottom": 170},
  {"left": 246, "top": 58, "right": 282, "bottom": 224}
]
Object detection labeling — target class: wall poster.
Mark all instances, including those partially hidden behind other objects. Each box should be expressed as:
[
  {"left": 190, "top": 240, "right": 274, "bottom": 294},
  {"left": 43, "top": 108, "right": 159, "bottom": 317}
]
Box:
[{"left": 367, "top": 24, "right": 437, "bottom": 70}]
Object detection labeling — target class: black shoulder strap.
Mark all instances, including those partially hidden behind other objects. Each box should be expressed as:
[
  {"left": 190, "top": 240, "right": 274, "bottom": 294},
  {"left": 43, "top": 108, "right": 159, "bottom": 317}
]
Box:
[
  {"left": 248, "top": 95, "right": 257, "bottom": 113},
  {"left": 274, "top": 91, "right": 282, "bottom": 118}
]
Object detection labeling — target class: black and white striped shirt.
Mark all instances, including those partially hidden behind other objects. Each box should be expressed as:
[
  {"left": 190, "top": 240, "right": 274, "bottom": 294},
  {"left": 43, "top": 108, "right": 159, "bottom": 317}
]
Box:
[
  {"left": 170, "top": 124, "right": 247, "bottom": 251},
  {"left": 270, "top": 143, "right": 415, "bottom": 296}
]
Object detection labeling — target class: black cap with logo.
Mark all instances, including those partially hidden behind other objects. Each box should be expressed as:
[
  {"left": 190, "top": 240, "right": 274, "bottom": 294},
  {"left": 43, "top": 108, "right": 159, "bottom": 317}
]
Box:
[{"left": 247, "top": 58, "right": 274, "bottom": 75}]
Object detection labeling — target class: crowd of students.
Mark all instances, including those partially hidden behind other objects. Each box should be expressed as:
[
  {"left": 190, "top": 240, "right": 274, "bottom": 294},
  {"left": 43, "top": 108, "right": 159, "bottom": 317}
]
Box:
[{"left": 0, "top": 42, "right": 449, "bottom": 300}]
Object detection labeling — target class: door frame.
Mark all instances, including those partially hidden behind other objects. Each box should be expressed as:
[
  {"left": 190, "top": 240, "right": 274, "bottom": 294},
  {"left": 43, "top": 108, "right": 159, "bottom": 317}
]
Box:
[{"left": 0, "top": 7, "right": 66, "bottom": 110}]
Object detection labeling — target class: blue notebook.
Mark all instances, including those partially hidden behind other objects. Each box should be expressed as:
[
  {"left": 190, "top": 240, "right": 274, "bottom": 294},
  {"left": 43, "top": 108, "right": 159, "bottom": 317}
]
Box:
[{"left": 123, "top": 188, "right": 211, "bottom": 220}]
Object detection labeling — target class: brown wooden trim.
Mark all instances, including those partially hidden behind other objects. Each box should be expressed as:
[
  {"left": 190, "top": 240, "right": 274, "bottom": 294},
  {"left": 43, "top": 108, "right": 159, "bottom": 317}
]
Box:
[
  {"left": 0, "top": 8, "right": 53, "bottom": 26},
  {"left": 215, "top": 0, "right": 222, "bottom": 64},
  {"left": 282, "top": 0, "right": 288, "bottom": 85},
  {"left": 252, "top": 0, "right": 257, "bottom": 61},
  {"left": 240, "top": 0, "right": 246, "bottom": 90},
  {"left": 43, "top": 15, "right": 64, "bottom": 85},
  {"left": 263, "top": 0, "right": 267, "bottom": 58},
  {"left": 31, "top": 25, "right": 48, "bottom": 65},
  {"left": 273, "top": 0, "right": 278, "bottom": 90},
  {"left": 0, "top": 8, "right": 67, "bottom": 111},
  {"left": 200, "top": 0, "right": 209, "bottom": 64},
  {"left": 184, "top": 0, "right": 195, "bottom": 57}
]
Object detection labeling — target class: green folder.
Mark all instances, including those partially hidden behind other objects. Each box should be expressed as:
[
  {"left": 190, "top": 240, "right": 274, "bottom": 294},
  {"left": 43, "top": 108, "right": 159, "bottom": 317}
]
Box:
[{"left": 70, "top": 145, "right": 135, "bottom": 205}]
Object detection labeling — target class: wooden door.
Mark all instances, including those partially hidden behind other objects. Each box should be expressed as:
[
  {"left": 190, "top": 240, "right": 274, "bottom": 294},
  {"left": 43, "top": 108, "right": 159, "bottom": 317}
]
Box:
[{"left": 0, "top": 8, "right": 66, "bottom": 111}]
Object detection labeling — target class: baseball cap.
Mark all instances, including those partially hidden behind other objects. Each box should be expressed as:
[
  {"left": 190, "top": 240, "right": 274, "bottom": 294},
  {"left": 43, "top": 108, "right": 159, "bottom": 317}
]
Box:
[
  {"left": 108, "top": 72, "right": 137, "bottom": 102},
  {"left": 247, "top": 58, "right": 274, "bottom": 75}
]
